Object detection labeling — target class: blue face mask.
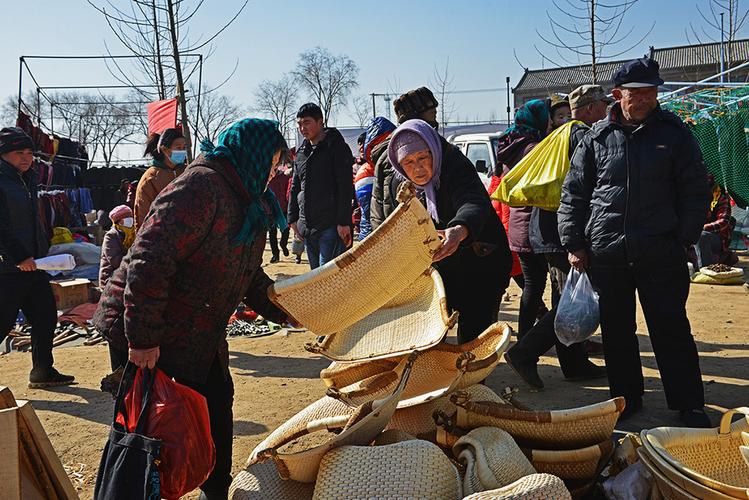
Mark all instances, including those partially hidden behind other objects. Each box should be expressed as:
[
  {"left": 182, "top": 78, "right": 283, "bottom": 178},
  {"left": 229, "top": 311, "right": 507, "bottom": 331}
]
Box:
[{"left": 170, "top": 150, "right": 187, "bottom": 164}]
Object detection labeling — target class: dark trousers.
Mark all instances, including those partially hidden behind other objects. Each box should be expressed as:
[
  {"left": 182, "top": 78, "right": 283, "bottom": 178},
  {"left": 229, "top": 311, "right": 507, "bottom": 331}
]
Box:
[
  {"left": 0, "top": 271, "right": 57, "bottom": 374},
  {"left": 517, "top": 252, "right": 551, "bottom": 339},
  {"left": 509, "top": 254, "right": 590, "bottom": 376},
  {"left": 590, "top": 260, "right": 704, "bottom": 410},
  {"left": 268, "top": 226, "right": 290, "bottom": 257},
  {"left": 108, "top": 349, "right": 235, "bottom": 496},
  {"left": 305, "top": 226, "right": 345, "bottom": 270}
]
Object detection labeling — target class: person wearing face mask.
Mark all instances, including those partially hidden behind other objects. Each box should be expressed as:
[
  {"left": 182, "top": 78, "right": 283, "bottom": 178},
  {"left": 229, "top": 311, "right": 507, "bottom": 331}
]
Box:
[
  {"left": 558, "top": 58, "right": 711, "bottom": 428},
  {"left": 134, "top": 127, "right": 187, "bottom": 230},
  {"left": 387, "top": 119, "right": 512, "bottom": 344},
  {"left": 94, "top": 119, "right": 292, "bottom": 499},
  {"left": 370, "top": 87, "right": 440, "bottom": 230},
  {"left": 98, "top": 205, "right": 135, "bottom": 288},
  {"left": 0, "top": 127, "right": 75, "bottom": 388}
]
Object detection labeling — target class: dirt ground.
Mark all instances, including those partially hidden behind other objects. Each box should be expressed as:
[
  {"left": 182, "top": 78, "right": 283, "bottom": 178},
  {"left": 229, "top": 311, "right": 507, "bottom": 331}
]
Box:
[{"left": 1, "top": 247, "right": 747, "bottom": 499}]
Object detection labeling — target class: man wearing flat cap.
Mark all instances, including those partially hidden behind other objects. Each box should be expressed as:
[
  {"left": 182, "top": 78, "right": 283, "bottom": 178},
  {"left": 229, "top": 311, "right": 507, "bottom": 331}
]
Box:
[
  {"left": 558, "top": 58, "right": 711, "bottom": 427},
  {"left": 0, "top": 127, "right": 75, "bottom": 388}
]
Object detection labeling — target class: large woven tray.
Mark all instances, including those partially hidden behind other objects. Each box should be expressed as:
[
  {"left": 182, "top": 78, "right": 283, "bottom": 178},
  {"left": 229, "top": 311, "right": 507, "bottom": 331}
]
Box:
[
  {"left": 268, "top": 183, "right": 441, "bottom": 336},
  {"left": 521, "top": 439, "right": 614, "bottom": 481},
  {"left": 306, "top": 268, "right": 455, "bottom": 361},
  {"left": 322, "top": 322, "right": 512, "bottom": 409},
  {"left": 643, "top": 408, "right": 749, "bottom": 498},
  {"left": 228, "top": 462, "right": 314, "bottom": 500},
  {"left": 451, "top": 395, "right": 625, "bottom": 450},
  {"left": 637, "top": 447, "right": 701, "bottom": 500},
  {"left": 639, "top": 433, "right": 735, "bottom": 500},
  {"left": 247, "top": 354, "right": 415, "bottom": 483},
  {"left": 461, "top": 474, "right": 571, "bottom": 499}
]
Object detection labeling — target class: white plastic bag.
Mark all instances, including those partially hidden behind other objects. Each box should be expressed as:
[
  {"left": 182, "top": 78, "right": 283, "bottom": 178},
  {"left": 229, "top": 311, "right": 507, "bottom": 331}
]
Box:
[
  {"left": 35, "top": 254, "right": 76, "bottom": 271},
  {"left": 554, "top": 268, "right": 599, "bottom": 346}
]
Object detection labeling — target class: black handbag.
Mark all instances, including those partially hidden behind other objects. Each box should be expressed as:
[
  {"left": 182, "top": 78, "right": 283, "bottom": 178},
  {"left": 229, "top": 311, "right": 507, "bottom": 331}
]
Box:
[{"left": 94, "top": 364, "right": 162, "bottom": 500}]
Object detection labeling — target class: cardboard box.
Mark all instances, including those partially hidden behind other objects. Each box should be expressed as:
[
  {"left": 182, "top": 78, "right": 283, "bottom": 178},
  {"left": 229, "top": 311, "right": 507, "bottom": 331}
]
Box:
[{"left": 50, "top": 278, "right": 91, "bottom": 310}]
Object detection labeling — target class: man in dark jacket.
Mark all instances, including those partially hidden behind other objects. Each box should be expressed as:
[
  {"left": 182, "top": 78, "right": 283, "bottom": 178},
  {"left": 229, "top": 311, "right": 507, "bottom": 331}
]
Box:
[
  {"left": 558, "top": 58, "right": 711, "bottom": 427},
  {"left": 370, "top": 87, "right": 440, "bottom": 230},
  {"left": 506, "top": 85, "right": 611, "bottom": 389},
  {"left": 289, "top": 103, "right": 355, "bottom": 269},
  {"left": 0, "top": 127, "right": 75, "bottom": 388}
]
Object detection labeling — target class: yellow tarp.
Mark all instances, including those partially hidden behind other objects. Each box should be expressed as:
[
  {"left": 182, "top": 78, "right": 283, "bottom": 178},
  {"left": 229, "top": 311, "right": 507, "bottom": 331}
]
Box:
[{"left": 491, "top": 120, "right": 585, "bottom": 211}]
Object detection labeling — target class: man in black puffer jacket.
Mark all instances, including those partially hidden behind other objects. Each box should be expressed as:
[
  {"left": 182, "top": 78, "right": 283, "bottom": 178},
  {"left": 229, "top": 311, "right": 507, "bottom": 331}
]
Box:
[
  {"left": 0, "top": 127, "right": 74, "bottom": 388},
  {"left": 558, "top": 58, "right": 710, "bottom": 427}
]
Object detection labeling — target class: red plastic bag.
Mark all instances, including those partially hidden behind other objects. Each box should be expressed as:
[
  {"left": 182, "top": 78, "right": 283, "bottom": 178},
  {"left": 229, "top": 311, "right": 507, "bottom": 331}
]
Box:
[{"left": 116, "top": 368, "right": 215, "bottom": 499}]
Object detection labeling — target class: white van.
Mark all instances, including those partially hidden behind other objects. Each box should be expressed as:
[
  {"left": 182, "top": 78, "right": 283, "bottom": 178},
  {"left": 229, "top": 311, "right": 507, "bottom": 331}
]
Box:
[{"left": 449, "top": 133, "right": 502, "bottom": 189}]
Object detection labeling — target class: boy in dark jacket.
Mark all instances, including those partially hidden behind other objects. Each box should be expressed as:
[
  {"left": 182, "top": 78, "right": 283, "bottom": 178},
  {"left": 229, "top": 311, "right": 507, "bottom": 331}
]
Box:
[
  {"left": 288, "top": 103, "right": 354, "bottom": 269},
  {"left": 0, "top": 127, "right": 74, "bottom": 388},
  {"left": 558, "top": 58, "right": 711, "bottom": 428}
]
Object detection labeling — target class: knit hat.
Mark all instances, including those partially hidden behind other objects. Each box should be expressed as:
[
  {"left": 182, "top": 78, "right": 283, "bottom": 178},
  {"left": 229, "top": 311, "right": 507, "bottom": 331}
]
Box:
[
  {"left": 109, "top": 205, "right": 133, "bottom": 223},
  {"left": 392, "top": 130, "right": 430, "bottom": 164},
  {"left": 0, "top": 127, "right": 34, "bottom": 155},
  {"left": 393, "top": 87, "right": 439, "bottom": 124}
]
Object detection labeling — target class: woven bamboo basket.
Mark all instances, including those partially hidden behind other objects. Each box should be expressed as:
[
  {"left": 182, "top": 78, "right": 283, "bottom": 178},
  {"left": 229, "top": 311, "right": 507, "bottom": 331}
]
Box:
[
  {"left": 643, "top": 408, "right": 749, "bottom": 498},
  {"left": 313, "top": 440, "right": 462, "bottom": 500},
  {"left": 248, "top": 354, "right": 415, "bottom": 483},
  {"left": 269, "top": 182, "right": 441, "bottom": 336},
  {"left": 637, "top": 447, "right": 700, "bottom": 500},
  {"left": 461, "top": 474, "right": 572, "bottom": 499},
  {"left": 372, "top": 429, "right": 418, "bottom": 446},
  {"left": 453, "top": 426, "right": 538, "bottom": 496},
  {"left": 307, "top": 267, "right": 455, "bottom": 361},
  {"left": 323, "top": 322, "right": 512, "bottom": 409},
  {"left": 228, "top": 461, "right": 314, "bottom": 500},
  {"left": 452, "top": 395, "right": 625, "bottom": 450},
  {"left": 638, "top": 435, "right": 735, "bottom": 500},
  {"left": 741, "top": 432, "right": 749, "bottom": 469},
  {"left": 520, "top": 439, "right": 614, "bottom": 481}
]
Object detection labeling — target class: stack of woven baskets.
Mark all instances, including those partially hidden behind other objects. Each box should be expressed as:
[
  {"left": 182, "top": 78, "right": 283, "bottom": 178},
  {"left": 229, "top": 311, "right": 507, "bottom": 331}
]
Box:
[
  {"left": 228, "top": 183, "right": 624, "bottom": 499},
  {"left": 638, "top": 407, "right": 749, "bottom": 499}
]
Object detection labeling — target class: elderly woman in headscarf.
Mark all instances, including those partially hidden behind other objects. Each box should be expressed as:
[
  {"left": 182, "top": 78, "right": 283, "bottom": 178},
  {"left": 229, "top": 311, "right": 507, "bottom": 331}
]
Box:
[
  {"left": 93, "top": 118, "right": 290, "bottom": 499},
  {"left": 387, "top": 119, "right": 512, "bottom": 344},
  {"left": 495, "top": 99, "right": 552, "bottom": 340},
  {"left": 98, "top": 204, "right": 135, "bottom": 288}
]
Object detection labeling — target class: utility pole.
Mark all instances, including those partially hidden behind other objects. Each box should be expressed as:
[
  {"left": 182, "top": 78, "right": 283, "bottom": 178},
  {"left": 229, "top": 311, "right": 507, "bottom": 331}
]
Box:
[
  {"left": 371, "top": 93, "right": 376, "bottom": 118},
  {"left": 152, "top": 0, "right": 166, "bottom": 100},
  {"left": 506, "top": 76, "right": 511, "bottom": 127},
  {"left": 720, "top": 12, "right": 726, "bottom": 84},
  {"left": 165, "top": 0, "right": 193, "bottom": 161}
]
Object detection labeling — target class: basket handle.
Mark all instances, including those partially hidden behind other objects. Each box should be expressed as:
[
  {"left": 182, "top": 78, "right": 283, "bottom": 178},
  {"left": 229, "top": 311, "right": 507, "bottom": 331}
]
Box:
[{"left": 719, "top": 407, "right": 749, "bottom": 435}]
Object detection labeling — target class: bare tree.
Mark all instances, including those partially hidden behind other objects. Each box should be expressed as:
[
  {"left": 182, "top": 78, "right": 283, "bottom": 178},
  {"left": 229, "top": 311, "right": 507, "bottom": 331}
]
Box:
[
  {"left": 531, "top": 0, "right": 654, "bottom": 84},
  {"left": 430, "top": 58, "right": 457, "bottom": 133},
  {"left": 348, "top": 95, "right": 372, "bottom": 128},
  {"left": 253, "top": 74, "right": 299, "bottom": 140},
  {"left": 188, "top": 83, "right": 245, "bottom": 144},
  {"left": 688, "top": 0, "right": 749, "bottom": 73},
  {"left": 88, "top": 0, "right": 248, "bottom": 159},
  {"left": 292, "top": 47, "right": 360, "bottom": 125}
]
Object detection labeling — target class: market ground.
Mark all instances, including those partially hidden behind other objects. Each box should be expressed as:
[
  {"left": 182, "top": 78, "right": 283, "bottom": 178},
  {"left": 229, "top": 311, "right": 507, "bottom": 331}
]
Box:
[{"left": 1, "top": 249, "right": 747, "bottom": 499}]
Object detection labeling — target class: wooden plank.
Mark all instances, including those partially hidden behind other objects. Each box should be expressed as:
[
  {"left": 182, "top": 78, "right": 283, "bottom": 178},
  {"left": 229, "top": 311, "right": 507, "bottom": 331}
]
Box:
[
  {"left": 17, "top": 414, "right": 59, "bottom": 500},
  {"left": 0, "top": 407, "right": 21, "bottom": 500},
  {"left": 20, "top": 451, "right": 47, "bottom": 500},
  {"left": 0, "top": 386, "right": 17, "bottom": 409},
  {"left": 17, "top": 401, "right": 79, "bottom": 500}
]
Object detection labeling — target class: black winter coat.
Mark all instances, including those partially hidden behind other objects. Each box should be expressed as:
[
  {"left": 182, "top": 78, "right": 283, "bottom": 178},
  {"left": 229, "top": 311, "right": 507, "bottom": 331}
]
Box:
[
  {"left": 558, "top": 104, "right": 708, "bottom": 266},
  {"left": 370, "top": 137, "right": 397, "bottom": 230},
  {"left": 529, "top": 122, "right": 589, "bottom": 254},
  {"left": 0, "top": 161, "right": 48, "bottom": 273},
  {"left": 288, "top": 128, "right": 354, "bottom": 237}
]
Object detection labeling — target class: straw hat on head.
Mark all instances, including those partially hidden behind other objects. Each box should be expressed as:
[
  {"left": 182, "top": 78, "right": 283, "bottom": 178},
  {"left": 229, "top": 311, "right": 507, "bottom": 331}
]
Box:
[
  {"left": 228, "top": 462, "right": 314, "bottom": 500},
  {"left": 453, "top": 427, "right": 537, "bottom": 496},
  {"left": 323, "top": 322, "right": 512, "bottom": 410},
  {"left": 461, "top": 473, "right": 571, "bottom": 500},
  {"left": 313, "top": 440, "right": 462, "bottom": 500},
  {"left": 248, "top": 353, "right": 416, "bottom": 483}
]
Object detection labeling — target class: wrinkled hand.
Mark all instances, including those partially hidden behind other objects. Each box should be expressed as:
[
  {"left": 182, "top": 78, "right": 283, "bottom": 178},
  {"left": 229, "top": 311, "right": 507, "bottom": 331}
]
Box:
[
  {"left": 568, "top": 250, "right": 589, "bottom": 272},
  {"left": 290, "top": 222, "right": 302, "bottom": 241},
  {"left": 17, "top": 257, "right": 37, "bottom": 272},
  {"left": 337, "top": 225, "right": 352, "bottom": 247},
  {"left": 433, "top": 226, "right": 469, "bottom": 262},
  {"left": 128, "top": 346, "right": 160, "bottom": 369}
]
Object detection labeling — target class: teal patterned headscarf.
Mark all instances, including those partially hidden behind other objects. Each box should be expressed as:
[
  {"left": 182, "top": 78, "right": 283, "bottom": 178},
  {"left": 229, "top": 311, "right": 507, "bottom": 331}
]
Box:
[{"left": 200, "top": 118, "right": 287, "bottom": 245}]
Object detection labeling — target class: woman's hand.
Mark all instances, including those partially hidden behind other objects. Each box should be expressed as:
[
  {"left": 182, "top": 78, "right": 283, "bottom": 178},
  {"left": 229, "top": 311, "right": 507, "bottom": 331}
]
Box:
[
  {"left": 128, "top": 346, "right": 160, "bottom": 369},
  {"left": 433, "top": 225, "right": 469, "bottom": 262},
  {"left": 17, "top": 257, "right": 37, "bottom": 272}
]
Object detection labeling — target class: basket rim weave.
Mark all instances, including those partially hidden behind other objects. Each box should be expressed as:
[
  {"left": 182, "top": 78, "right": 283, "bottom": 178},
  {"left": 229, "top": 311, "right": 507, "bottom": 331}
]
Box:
[
  {"left": 644, "top": 407, "right": 749, "bottom": 498},
  {"left": 451, "top": 394, "right": 626, "bottom": 423}
]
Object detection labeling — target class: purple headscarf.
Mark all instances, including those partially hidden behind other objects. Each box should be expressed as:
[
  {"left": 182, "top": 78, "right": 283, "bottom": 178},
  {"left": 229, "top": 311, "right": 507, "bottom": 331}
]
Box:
[{"left": 387, "top": 119, "right": 443, "bottom": 222}]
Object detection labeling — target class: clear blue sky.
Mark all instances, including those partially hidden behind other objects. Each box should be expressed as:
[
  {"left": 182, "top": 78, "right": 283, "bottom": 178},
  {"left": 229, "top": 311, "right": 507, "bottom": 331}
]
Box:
[{"left": 0, "top": 0, "right": 738, "bottom": 158}]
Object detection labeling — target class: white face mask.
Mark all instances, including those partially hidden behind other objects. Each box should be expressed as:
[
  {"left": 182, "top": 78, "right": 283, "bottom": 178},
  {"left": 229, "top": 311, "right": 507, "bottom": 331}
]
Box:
[{"left": 120, "top": 217, "right": 134, "bottom": 228}]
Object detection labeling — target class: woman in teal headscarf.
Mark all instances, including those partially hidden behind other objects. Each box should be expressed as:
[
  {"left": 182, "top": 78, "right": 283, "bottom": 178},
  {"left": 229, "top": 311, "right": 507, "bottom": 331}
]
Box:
[{"left": 94, "top": 118, "right": 291, "bottom": 498}]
